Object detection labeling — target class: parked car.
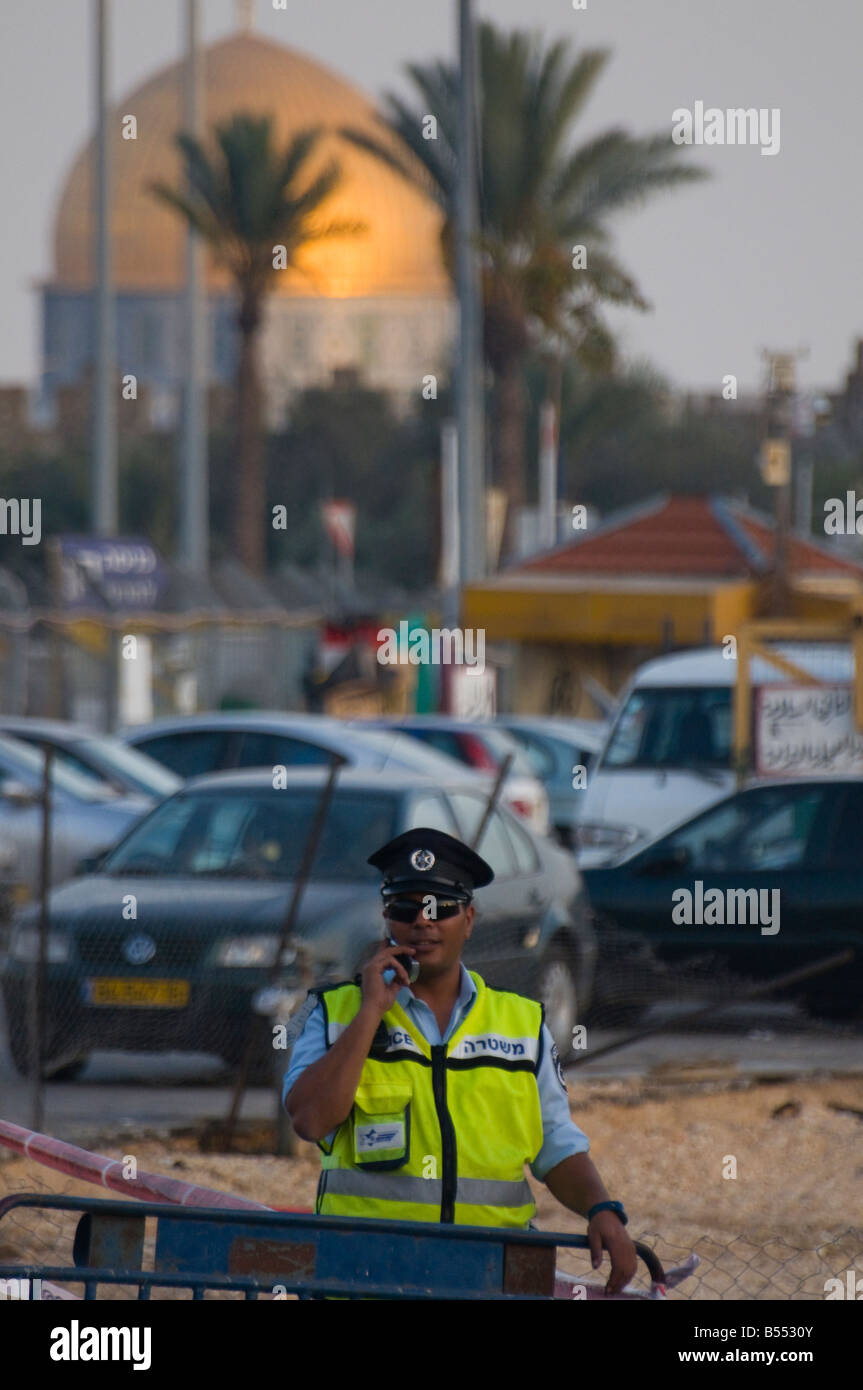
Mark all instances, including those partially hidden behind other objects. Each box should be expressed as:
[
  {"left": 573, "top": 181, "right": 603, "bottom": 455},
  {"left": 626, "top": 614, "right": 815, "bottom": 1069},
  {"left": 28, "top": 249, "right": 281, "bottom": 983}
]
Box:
[
  {"left": 0, "top": 732, "right": 148, "bottom": 896},
  {"left": 576, "top": 644, "right": 852, "bottom": 867},
  {"left": 2, "top": 767, "right": 595, "bottom": 1079},
  {"left": 122, "top": 712, "right": 476, "bottom": 782},
  {"left": 497, "top": 717, "right": 607, "bottom": 849},
  {"left": 0, "top": 718, "right": 181, "bottom": 802},
  {"left": 581, "top": 776, "right": 863, "bottom": 1016},
  {"left": 363, "top": 716, "right": 550, "bottom": 835}
]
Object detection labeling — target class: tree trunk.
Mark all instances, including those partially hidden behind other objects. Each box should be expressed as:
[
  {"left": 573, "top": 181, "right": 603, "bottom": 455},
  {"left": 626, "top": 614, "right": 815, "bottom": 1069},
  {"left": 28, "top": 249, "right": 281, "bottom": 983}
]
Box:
[
  {"left": 493, "top": 356, "right": 526, "bottom": 563},
  {"left": 234, "top": 293, "right": 265, "bottom": 574}
]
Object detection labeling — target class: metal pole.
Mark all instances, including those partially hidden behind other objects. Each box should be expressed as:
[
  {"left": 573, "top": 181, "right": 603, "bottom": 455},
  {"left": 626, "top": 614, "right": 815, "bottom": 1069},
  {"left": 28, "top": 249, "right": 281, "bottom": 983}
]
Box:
[
  {"left": 440, "top": 418, "right": 460, "bottom": 626},
  {"left": 538, "top": 401, "right": 558, "bottom": 549},
  {"left": 456, "top": 0, "right": 485, "bottom": 589},
  {"left": 92, "top": 0, "right": 117, "bottom": 535},
  {"left": 104, "top": 625, "right": 119, "bottom": 733},
  {"left": 470, "top": 752, "right": 513, "bottom": 853},
  {"left": 30, "top": 745, "right": 53, "bottom": 1130},
  {"left": 795, "top": 457, "right": 813, "bottom": 537},
  {"left": 761, "top": 350, "right": 803, "bottom": 617},
  {"left": 180, "top": 0, "right": 208, "bottom": 576}
]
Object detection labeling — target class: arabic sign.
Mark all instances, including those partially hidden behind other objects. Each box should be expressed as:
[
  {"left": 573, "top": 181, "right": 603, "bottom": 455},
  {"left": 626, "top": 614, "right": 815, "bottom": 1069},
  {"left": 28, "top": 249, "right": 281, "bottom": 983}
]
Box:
[
  {"left": 54, "top": 537, "right": 166, "bottom": 611},
  {"left": 756, "top": 683, "right": 863, "bottom": 777}
]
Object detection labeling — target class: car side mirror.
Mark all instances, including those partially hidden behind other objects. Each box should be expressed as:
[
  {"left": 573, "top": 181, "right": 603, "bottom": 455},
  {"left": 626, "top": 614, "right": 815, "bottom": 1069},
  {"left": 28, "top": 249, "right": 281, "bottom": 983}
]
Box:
[
  {"left": 636, "top": 845, "right": 690, "bottom": 877},
  {"left": 1, "top": 780, "right": 38, "bottom": 808},
  {"left": 76, "top": 851, "right": 107, "bottom": 876}
]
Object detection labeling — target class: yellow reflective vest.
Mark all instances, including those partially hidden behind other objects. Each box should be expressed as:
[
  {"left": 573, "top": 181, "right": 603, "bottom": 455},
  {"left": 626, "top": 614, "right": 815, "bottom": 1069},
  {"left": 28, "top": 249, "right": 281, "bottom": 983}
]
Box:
[{"left": 314, "top": 971, "right": 544, "bottom": 1229}]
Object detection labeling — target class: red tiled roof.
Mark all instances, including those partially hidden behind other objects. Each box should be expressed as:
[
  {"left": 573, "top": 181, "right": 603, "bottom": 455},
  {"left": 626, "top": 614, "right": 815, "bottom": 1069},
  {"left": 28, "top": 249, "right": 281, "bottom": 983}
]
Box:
[
  {"left": 516, "top": 495, "right": 863, "bottom": 579},
  {"left": 737, "top": 513, "right": 858, "bottom": 575}
]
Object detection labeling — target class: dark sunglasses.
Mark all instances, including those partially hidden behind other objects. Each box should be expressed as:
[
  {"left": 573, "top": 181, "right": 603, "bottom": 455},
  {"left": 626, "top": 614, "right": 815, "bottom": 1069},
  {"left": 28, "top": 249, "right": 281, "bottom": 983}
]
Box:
[{"left": 383, "top": 897, "right": 466, "bottom": 923}]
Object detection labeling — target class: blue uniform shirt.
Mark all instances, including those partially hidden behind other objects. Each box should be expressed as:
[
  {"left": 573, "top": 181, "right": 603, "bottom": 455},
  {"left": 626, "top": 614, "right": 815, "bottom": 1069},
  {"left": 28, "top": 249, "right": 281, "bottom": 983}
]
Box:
[{"left": 282, "top": 964, "right": 589, "bottom": 1182}]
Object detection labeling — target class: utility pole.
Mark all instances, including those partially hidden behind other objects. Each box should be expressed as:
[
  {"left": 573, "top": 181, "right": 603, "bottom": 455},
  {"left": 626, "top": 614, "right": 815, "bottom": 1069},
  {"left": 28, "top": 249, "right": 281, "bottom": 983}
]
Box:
[
  {"left": 455, "top": 0, "right": 485, "bottom": 591},
  {"left": 760, "top": 350, "right": 805, "bottom": 616},
  {"left": 440, "top": 419, "right": 460, "bottom": 625},
  {"left": 539, "top": 353, "right": 563, "bottom": 550},
  {"left": 92, "top": 0, "right": 117, "bottom": 535},
  {"left": 180, "top": 0, "right": 208, "bottom": 576}
]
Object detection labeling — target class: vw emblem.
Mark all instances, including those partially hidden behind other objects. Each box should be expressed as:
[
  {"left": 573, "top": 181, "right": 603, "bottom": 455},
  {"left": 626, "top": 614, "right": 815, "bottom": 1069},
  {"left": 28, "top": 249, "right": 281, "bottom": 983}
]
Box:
[
  {"left": 410, "top": 848, "right": 435, "bottom": 871},
  {"left": 123, "top": 934, "right": 156, "bottom": 966}
]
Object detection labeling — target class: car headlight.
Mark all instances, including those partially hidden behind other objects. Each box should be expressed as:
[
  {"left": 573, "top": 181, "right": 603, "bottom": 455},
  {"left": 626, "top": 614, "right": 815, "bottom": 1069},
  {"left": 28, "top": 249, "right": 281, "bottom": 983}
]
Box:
[
  {"left": 214, "top": 936, "right": 298, "bottom": 968},
  {"left": 9, "top": 927, "right": 71, "bottom": 964},
  {"left": 575, "top": 823, "right": 641, "bottom": 854}
]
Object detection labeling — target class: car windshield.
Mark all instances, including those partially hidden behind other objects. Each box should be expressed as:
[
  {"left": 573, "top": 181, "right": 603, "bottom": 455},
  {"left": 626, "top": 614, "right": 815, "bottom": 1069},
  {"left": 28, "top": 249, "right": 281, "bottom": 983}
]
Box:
[
  {"left": 0, "top": 733, "right": 113, "bottom": 802},
  {"left": 662, "top": 784, "right": 830, "bottom": 871},
  {"left": 74, "top": 737, "right": 181, "bottom": 797},
  {"left": 603, "top": 686, "right": 732, "bottom": 770},
  {"left": 102, "top": 788, "right": 399, "bottom": 880}
]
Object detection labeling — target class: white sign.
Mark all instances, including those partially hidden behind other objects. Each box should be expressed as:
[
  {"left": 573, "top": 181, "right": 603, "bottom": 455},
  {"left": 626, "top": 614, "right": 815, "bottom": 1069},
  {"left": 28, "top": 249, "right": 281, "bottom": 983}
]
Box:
[
  {"left": 118, "top": 634, "right": 154, "bottom": 726},
  {"left": 321, "top": 501, "right": 356, "bottom": 558},
  {"left": 450, "top": 667, "right": 496, "bottom": 720},
  {"left": 756, "top": 683, "right": 863, "bottom": 777}
]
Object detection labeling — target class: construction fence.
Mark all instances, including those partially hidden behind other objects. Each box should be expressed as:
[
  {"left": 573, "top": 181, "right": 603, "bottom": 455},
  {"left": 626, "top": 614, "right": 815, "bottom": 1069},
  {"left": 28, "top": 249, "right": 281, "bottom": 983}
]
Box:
[{"left": 0, "top": 614, "right": 319, "bottom": 729}]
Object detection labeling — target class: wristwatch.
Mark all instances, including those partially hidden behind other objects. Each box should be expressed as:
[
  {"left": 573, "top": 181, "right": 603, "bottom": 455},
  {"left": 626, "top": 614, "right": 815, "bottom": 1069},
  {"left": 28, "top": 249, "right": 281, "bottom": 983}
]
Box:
[{"left": 586, "top": 1200, "right": 628, "bottom": 1226}]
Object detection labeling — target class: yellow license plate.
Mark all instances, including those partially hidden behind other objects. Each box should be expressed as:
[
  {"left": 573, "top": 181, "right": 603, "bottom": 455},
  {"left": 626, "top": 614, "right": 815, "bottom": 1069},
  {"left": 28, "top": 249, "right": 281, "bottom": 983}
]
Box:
[{"left": 86, "top": 978, "right": 189, "bottom": 1008}]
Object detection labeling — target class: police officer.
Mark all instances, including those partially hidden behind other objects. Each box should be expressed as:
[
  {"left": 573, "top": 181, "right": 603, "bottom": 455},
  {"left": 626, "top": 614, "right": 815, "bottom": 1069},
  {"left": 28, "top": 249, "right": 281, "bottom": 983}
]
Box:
[{"left": 284, "top": 827, "right": 637, "bottom": 1294}]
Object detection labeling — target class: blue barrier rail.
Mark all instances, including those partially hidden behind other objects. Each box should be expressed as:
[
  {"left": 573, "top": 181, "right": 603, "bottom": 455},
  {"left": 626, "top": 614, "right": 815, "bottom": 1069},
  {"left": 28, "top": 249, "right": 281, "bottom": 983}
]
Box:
[{"left": 0, "top": 1193, "right": 666, "bottom": 1300}]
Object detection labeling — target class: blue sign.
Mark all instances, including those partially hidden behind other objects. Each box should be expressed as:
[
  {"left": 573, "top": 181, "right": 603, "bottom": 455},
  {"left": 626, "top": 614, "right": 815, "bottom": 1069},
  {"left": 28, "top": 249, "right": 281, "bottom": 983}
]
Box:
[{"left": 55, "top": 536, "right": 167, "bottom": 611}]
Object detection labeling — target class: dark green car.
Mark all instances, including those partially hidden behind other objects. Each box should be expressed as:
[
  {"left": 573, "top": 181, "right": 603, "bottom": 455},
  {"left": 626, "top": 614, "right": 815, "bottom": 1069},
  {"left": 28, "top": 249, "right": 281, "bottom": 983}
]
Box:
[
  {"left": 2, "top": 767, "right": 596, "bottom": 1078},
  {"left": 582, "top": 776, "right": 863, "bottom": 1017}
]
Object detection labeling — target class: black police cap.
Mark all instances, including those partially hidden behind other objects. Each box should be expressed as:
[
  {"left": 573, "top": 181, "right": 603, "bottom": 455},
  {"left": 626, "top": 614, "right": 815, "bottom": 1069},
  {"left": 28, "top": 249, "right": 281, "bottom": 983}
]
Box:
[{"left": 367, "top": 827, "right": 494, "bottom": 899}]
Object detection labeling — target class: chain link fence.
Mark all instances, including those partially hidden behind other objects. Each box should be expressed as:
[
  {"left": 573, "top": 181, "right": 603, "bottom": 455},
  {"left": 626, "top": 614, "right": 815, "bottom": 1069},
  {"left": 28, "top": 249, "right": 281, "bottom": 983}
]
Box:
[
  {"left": 0, "top": 616, "right": 318, "bottom": 726},
  {"left": 1, "top": 1147, "right": 860, "bottom": 1301}
]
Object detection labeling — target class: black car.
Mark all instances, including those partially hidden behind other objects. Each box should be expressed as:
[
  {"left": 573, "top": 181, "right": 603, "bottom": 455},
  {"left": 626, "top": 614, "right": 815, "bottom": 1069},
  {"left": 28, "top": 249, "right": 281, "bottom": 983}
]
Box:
[
  {"left": 2, "top": 768, "right": 596, "bottom": 1079},
  {"left": 582, "top": 777, "right": 863, "bottom": 1017}
]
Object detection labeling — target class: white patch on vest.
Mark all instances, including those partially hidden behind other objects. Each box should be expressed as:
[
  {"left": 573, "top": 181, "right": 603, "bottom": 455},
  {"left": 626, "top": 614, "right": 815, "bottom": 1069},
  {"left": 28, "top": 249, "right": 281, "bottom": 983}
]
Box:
[
  {"left": 355, "top": 1120, "right": 406, "bottom": 1153},
  {"left": 448, "top": 1032, "right": 539, "bottom": 1062},
  {"left": 381, "top": 1028, "right": 425, "bottom": 1056},
  {"left": 327, "top": 1021, "right": 425, "bottom": 1056}
]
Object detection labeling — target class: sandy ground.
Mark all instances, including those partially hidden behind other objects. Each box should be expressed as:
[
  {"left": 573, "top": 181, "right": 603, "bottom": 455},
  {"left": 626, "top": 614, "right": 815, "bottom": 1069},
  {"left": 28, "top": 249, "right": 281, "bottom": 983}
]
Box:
[{"left": 2, "top": 1074, "right": 861, "bottom": 1300}]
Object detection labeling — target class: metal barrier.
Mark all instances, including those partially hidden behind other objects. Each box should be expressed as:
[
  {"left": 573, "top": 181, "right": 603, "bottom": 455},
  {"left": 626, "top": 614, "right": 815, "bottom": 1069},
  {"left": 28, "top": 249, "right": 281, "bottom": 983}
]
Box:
[{"left": 0, "top": 1193, "right": 666, "bottom": 1301}]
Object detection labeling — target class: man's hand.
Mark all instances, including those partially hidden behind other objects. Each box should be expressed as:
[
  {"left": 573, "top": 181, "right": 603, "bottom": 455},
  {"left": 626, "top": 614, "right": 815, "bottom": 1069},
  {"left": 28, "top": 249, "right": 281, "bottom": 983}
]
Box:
[
  {"left": 544, "top": 1153, "right": 638, "bottom": 1295},
  {"left": 360, "top": 938, "right": 416, "bottom": 1017},
  {"left": 286, "top": 940, "right": 414, "bottom": 1141},
  {"left": 588, "top": 1211, "right": 638, "bottom": 1295}
]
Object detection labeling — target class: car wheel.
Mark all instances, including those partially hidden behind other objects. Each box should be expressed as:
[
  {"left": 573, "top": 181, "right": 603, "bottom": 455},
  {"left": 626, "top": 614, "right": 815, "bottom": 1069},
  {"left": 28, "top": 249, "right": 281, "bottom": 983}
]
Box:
[
  {"left": 535, "top": 945, "right": 579, "bottom": 1059},
  {"left": 7, "top": 1014, "right": 89, "bottom": 1081}
]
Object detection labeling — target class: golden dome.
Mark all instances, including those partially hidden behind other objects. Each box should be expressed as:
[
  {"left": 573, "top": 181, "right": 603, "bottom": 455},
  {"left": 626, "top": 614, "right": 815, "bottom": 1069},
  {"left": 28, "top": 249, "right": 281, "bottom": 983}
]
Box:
[{"left": 53, "top": 32, "right": 449, "bottom": 298}]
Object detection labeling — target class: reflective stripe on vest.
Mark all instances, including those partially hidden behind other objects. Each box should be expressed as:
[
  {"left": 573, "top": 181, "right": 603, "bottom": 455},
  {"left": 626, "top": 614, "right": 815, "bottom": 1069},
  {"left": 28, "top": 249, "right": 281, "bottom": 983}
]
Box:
[
  {"left": 321, "top": 1169, "right": 534, "bottom": 1209},
  {"left": 315, "top": 972, "right": 544, "bottom": 1230}
]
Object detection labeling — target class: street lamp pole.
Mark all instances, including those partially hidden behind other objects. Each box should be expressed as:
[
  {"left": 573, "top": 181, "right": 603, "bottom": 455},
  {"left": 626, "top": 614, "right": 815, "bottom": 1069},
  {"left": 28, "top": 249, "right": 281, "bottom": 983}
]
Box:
[
  {"left": 455, "top": 0, "right": 485, "bottom": 591},
  {"left": 180, "top": 0, "right": 208, "bottom": 577},
  {"left": 92, "top": 0, "right": 117, "bottom": 535}
]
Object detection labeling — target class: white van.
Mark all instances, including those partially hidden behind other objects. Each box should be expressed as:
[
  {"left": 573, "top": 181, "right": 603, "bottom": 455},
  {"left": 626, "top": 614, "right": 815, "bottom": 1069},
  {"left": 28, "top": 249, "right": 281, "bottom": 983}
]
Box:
[{"left": 575, "top": 644, "right": 852, "bottom": 867}]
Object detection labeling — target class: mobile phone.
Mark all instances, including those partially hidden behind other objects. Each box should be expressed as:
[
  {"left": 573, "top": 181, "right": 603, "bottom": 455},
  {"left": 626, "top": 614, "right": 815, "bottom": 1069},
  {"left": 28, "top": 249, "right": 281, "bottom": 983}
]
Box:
[{"left": 383, "top": 935, "right": 420, "bottom": 986}]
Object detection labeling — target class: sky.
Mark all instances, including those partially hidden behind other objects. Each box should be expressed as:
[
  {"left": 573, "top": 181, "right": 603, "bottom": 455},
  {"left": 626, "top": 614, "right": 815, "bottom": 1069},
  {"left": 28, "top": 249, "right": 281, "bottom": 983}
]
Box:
[{"left": 1, "top": 0, "right": 862, "bottom": 395}]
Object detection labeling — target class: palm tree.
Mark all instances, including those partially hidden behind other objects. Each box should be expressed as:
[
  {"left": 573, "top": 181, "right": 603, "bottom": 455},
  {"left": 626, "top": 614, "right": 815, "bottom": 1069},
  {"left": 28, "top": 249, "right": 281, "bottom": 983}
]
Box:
[
  {"left": 153, "top": 115, "right": 361, "bottom": 574},
  {"left": 343, "top": 25, "right": 706, "bottom": 555}
]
